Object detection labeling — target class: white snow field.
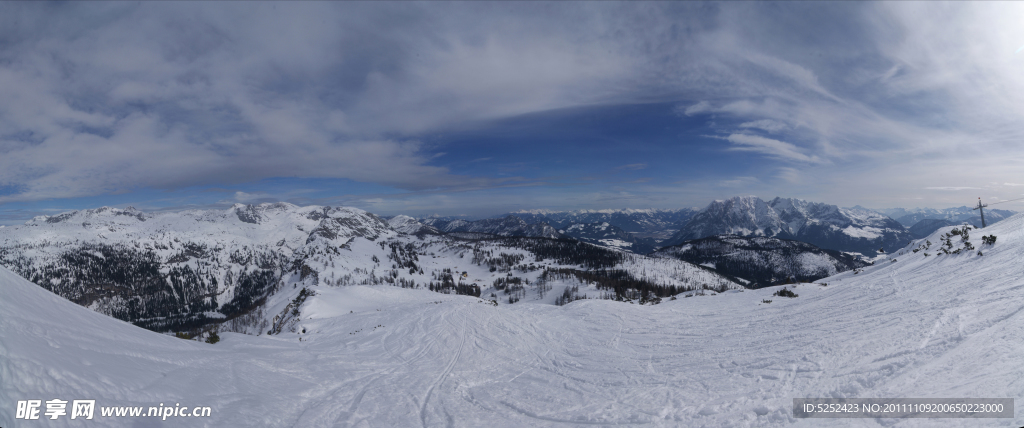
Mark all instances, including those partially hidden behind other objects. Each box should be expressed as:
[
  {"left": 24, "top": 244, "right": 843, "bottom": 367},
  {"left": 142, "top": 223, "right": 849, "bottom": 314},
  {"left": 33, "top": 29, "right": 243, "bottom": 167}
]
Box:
[{"left": 3, "top": 215, "right": 1024, "bottom": 427}]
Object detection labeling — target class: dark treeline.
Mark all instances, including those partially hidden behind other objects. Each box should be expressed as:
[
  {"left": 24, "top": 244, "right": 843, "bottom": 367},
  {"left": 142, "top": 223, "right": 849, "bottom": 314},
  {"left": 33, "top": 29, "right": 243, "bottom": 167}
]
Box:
[
  {"left": 555, "top": 284, "right": 585, "bottom": 306},
  {"left": 492, "top": 276, "right": 526, "bottom": 304},
  {"left": 427, "top": 268, "right": 481, "bottom": 297},
  {"left": 542, "top": 267, "right": 716, "bottom": 304},
  {"left": 471, "top": 249, "right": 526, "bottom": 272},
  {"left": 384, "top": 241, "right": 423, "bottom": 273}
]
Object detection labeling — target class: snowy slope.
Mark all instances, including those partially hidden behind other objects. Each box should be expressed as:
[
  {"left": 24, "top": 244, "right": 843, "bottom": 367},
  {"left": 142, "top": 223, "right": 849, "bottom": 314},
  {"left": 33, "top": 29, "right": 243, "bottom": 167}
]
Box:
[{"left": 3, "top": 213, "right": 1024, "bottom": 427}]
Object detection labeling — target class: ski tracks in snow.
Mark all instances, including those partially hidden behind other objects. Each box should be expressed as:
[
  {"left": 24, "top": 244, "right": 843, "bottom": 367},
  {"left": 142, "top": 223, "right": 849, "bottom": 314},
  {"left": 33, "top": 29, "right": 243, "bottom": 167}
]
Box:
[{"left": 419, "top": 308, "right": 467, "bottom": 428}]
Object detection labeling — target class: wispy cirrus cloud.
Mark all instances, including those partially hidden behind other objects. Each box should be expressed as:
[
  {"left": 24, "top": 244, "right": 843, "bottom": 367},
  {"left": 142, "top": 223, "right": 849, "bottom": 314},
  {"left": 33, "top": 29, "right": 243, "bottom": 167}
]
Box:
[
  {"left": 678, "top": 101, "right": 713, "bottom": 117},
  {"left": 722, "top": 134, "right": 825, "bottom": 164},
  {"left": 739, "top": 120, "right": 788, "bottom": 133}
]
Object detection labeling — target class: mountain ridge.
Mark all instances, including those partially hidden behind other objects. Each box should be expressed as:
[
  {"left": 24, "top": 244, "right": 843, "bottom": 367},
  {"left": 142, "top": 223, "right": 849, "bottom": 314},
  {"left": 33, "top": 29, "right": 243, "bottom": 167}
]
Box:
[{"left": 664, "top": 196, "right": 913, "bottom": 256}]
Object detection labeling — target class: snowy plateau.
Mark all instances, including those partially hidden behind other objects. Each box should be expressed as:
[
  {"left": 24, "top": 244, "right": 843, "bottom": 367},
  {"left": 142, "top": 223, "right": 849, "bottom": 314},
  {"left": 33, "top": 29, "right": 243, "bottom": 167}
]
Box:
[{"left": 1, "top": 203, "right": 1023, "bottom": 427}]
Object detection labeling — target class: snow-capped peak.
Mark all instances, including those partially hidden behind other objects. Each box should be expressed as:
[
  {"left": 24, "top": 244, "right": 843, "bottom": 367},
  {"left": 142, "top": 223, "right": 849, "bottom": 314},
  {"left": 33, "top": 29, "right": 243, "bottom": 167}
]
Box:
[{"left": 666, "top": 196, "right": 912, "bottom": 256}]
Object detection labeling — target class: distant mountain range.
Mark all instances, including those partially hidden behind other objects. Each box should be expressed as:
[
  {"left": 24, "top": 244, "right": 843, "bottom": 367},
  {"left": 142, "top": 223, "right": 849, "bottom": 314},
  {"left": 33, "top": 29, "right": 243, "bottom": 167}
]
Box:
[
  {"left": 661, "top": 196, "right": 912, "bottom": 256},
  {"left": 420, "top": 215, "right": 561, "bottom": 239},
  {"left": 405, "top": 201, "right": 1014, "bottom": 257},
  {"left": 410, "top": 208, "right": 698, "bottom": 254},
  {"left": 876, "top": 206, "right": 1015, "bottom": 229},
  {"left": 507, "top": 208, "right": 699, "bottom": 241}
]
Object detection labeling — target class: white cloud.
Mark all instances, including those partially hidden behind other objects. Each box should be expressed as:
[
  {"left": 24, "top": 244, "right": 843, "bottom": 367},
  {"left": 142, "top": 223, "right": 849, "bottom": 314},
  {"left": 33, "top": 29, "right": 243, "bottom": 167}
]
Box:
[
  {"left": 739, "top": 119, "right": 788, "bottom": 133},
  {"left": 723, "top": 134, "right": 825, "bottom": 164},
  {"left": 678, "top": 101, "right": 712, "bottom": 116},
  {"left": 776, "top": 167, "right": 801, "bottom": 184},
  {"left": 924, "top": 187, "right": 982, "bottom": 191},
  {"left": 233, "top": 192, "right": 261, "bottom": 202}
]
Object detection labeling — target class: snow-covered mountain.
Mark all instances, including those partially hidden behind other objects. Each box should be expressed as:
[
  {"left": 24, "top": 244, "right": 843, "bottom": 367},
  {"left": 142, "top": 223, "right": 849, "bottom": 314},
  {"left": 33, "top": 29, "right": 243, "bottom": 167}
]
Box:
[
  {"left": 876, "top": 206, "right": 1015, "bottom": 228},
  {"left": 4, "top": 211, "right": 1023, "bottom": 427},
  {"left": 0, "top": 203, "right": 738, "bottom": 335},
  {"left": 558, "top": 222, "right": 659, "bottom": 254},
  {"left": 663, "top": 196, "right": 784, "bottom": 242},
  {"left": 0, "top": 203, "right": 392, "bottom": 332},
  {"left": 664, "top": 196, "right": 912, "bottom": 256},
  {"left": 653, "top": 235, "right": 867, "bottom": 288}
]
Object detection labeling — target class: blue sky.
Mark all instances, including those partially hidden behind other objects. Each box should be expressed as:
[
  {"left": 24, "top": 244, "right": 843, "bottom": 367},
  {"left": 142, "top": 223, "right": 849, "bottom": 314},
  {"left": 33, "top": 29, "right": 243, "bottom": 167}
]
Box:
[{"left": 2, "top": 2, "right": 1024, "bottom": 225}]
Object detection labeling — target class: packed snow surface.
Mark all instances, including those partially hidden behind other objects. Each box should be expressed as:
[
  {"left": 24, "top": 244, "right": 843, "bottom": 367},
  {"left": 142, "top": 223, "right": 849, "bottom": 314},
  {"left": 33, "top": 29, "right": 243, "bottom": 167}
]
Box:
[{"left": 4, "top": 214, "right": 1024, "bottom": 426}]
